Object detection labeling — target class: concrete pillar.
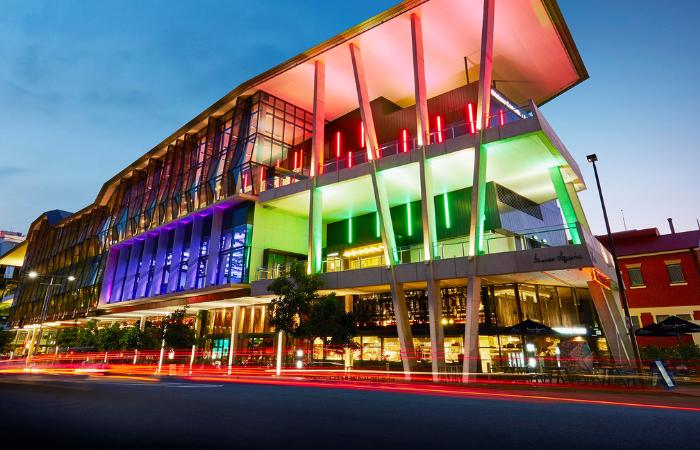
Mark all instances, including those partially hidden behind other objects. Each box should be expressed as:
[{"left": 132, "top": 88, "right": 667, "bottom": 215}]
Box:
[
  {"left": 349, "top": 43, "right": 379, "bottom": 161},
  {"left": 167, "top": 223, "right": 186, "bottom": 294},
  {"left": 248, "top": 306, "right": 256, "bottom": 333},
  {"left": 122, "top": 240, "right": 143, "bottom": 300},
  {"left": 468, "top": 0, "right": 495, "bottom": 257},
  {"left": 150, "top": 229, "right": 170, "bottom": 297},
  {"left": 308, "top": 188, "right": 323, "bottom": 274},
  {"left": 344, "top": 295, "right": 354, "bottom": 369},
  {"left": 310, "top": 60, "right": 325, "bottom": 176},
  {"left": 99, "top": 247, "right": 120, "bottom": 303},
  {"left": 549, "top": 166, "right": 582, "bottom": 244},
  {"left": 258, "top": 305, "right": 266, "bottom": 332},
  {"left": 135, "top": 235, "right": 156, "bottom": 298},
  {"left": 410, "top": 13, "right": 430, "bottom": 146},
  {"left": 206, "top": 208, "right": 224, "bottom": 287},
  {"left": 228, "top": 306, "right": 240, "bottom": 370},
  {"left": 186, "top": 216, "right": 204, "bottom": 289},
  {"left": 463, "top": 276, "right": 482, "bottom": 382},
  {"left": 426, "top": 273, "right": 444, "bottom": 380},
  {"left": 390, "top": 281, "right": 416, "bottom": 375},
  {"left": 587, "top": 281, "right": 633, "bottom": 366}
]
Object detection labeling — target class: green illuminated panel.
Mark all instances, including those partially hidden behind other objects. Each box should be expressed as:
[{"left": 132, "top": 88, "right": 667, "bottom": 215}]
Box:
[
  {"left": 443, "top": 192, "right": 451, "bottom": 229},
  {"left": 548, "top": 166, "right": 581, "bottom": 245},
  {"left": 406, "top": 203, "right": 412, "bottom": 236}
]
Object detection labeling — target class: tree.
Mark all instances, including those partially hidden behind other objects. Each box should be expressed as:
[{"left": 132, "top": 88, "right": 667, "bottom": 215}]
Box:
[
  {"left": 0, "top": 329, "right": 15, "bottom": 354},
  {"left": 268, "top": 262, "right": 356, "bottom": 351},
  {"left": 96, "top": 323, "right": 124, "bottom": 351},
  {"left": 161, "top": 309, "right": 195, "bottom": 350}
]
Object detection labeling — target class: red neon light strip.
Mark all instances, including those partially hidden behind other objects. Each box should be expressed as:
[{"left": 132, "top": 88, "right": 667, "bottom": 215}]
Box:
[
  {"left": 348, "top": 151, "right": 353, "bottom": 168},
  {"left": 468, "top": 103, "right": 475, "bottom": 134},
  {"left": 259, "top": 166, "right": 265, "bottom": 188},
  {"left": 293, "top": 151, "right": 298, "bottom": 171},
  {"left": 402, "top": 129, "right": 408, "bottom": 153},
  {"left": 360, "top": 122, "right": 365, "bottom": 148},
  {"left": 436, "top": 116, "right": 443, "bottom": 143},
  {"left": 336, "top": 131, "right": 341, "bottom": 158},
  {"left": 499, "top": 109, "right": 505, "bottom": 126}
]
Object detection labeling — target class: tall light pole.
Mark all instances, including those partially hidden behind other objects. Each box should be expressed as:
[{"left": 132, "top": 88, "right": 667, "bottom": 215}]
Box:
[
  {"left": 26, "top": 271, "right": 75, "bottom": 362},
  {"left": 586, "top": 154, "right": 641, "bottom": 367}
]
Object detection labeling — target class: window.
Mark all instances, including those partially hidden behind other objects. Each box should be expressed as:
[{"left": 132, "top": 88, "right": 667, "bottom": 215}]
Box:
[
  {"left": 666, "top": 263, "right": 685, "bottom": 284},
  {"left": 631, "top": 316, "right": 641, "bottom": 330},
  {"left": 627, "top": 267, "right": 645, "bottom": 287}
]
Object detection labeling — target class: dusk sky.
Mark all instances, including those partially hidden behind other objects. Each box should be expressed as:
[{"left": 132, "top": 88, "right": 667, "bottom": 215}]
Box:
[{"left": 0, "top": 0, "right": 697, "bottom": 235}]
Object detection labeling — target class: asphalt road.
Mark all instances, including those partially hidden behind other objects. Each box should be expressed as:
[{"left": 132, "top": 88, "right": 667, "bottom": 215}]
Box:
[{"left": 0, "top": 376, "right": 697, "bottom": 450}]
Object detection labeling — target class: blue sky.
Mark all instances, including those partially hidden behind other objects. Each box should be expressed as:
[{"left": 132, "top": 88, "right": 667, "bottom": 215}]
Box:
[{"left": 0, "top": 0, "right": 697, "bottom": 235}]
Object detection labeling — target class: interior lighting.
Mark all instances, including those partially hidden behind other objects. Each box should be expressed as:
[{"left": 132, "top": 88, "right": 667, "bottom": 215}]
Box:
[
  {"left": 67, "top": 276, "right": 76, "bottom": 282},
  {"left": 296, "top": 349, "right": 304, "bottom": 357},
  {"left": 293, "top": 151, "right": 298, "bottom": 171},
  {"left": 347, "top": 151, "right": 353, "bottom": 168},
  {"left": 28, "top": 271, "right": 38, "bottom": 279},
  {"left": 342, "top": 244, "right": 384, "bottom": 258},
  {"left": 490, "top": 88, "right": 527, "bottom": 119},
  {"left": 553, "top": 327, "right": 587, "bottom": 336}
]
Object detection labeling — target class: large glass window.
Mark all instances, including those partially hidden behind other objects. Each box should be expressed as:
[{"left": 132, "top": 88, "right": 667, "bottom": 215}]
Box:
[
  {"left": 537, "top": 285, "right": 561, "bottom": 327},
  {"left": 557, "top": 287, "right": 579, "bottom": 327},
  {"left": 518, "top": 284, "right": 541, "bottom": 322},
  {"left": 493, "top": 284, "right": 519, "bottom": 327}
]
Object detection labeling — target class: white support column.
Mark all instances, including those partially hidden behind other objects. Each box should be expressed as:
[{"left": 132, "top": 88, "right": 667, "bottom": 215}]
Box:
[
  {"left": 206, "top": 208, "right": 224, "bottom": 287},
  {"left": 426, "top": 274, "right": 444, "bottom": 380},
  {"left": 390, "top": 281, "right": 416, "bottom": 376},
  {"left": 135, "top": 235, "right": 155, "bottom": 298},
  {"left": 411, "top": 13, "right": 430, "bottom": 147},
  {"left": 588, "top": 281, "right": 633, "bottom": 367},
  {"left": 248, "top": 306, "right": 256, "bottom": 334},
  {"left": 150, "top": 230, "right": 170, "bottom": 297},
  {"left": 308, "top": 61, "right": 325, "bottom": 274},
  {"left": 565, "top": 182, "right": 590, "bottom": 231},
  {"left": 349, "top": 43, "right": 379, "bottom": 161},
  {"left": 463, "top": 276, "right": 482, "bottom": 382},
  {"left": 228, "top": 306, "right": 241, "bottom": 371},
  {"left": 344, "top": 295, "right": 354, "bottom": 370},
  {"left": 139, "top": 316, "right": 146, "bottom": 332},
  {"left": 167, "top": 223, "right": 186, "bottom": 294},
  {"left": 468, "top": 0, "right": 495, "bottom": 257},
  {"left": 123, "top": 240, "right": 143, "bottom": 300}
]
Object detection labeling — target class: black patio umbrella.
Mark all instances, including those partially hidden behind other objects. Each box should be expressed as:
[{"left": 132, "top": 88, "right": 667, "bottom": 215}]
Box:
[
  {"left": 507, "top": 319, "right": 557, "bottom": 336},
  {"left": 635, "top": 315, "right": 700, "bottom": 341}
]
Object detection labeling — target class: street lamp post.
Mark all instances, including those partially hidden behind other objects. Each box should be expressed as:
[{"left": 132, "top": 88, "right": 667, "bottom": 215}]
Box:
[
  {"left": 586, "top": 154, "right": 642, "bottom": 368},
  {"left": 26, "top": 271, "right": 75, "bottom": 362}
]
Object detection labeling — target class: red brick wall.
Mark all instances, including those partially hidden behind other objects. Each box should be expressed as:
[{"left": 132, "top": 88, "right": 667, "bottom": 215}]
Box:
[{"left": 620, "top": 251, "right": 700, "bottom": 309}]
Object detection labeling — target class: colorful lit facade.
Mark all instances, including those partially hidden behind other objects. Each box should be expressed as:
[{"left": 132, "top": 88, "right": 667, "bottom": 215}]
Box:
[{"left": 9, "top": 0, "right": 635, "bottom": 373}]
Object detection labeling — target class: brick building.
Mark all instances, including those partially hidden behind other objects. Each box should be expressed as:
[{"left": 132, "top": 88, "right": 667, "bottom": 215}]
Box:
[{"left": 598, "top": 227, "right": 700, "bottom": 346}]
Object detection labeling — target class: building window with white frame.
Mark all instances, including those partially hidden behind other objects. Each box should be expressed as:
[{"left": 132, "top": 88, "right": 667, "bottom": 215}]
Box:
[
  {"left": 627, "top": 266, "right": 645, "bottom": 287},
  {"left": 665, "top": 263, "right": 685, "bottom": 284}
]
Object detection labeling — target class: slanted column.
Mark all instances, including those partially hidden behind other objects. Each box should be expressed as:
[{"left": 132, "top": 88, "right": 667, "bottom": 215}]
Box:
[
  {"left": 167, "top": 223, "right": 186, "bottom": 294},
  {"left": 122, "top": 240, "right": 143, "bottom": 300},
  {"left": 565, "top": 182, "right": 590, "bottom": 230},
  {"left": 206, "top": 208, "right": 224, "bottom": 287},
  {"left": 468, "top": 0, "right": 495, "bottom": 257},
  {"left": 463, "top": 276, "right": 482, "bottom": 382},
  {"left": 150, "top": 230, "right": 170, "bottom": 297},
  {"left": 135, "top": 235, "right": 156, "bottom": 298},
  {"left": 308, "top": 61, "right": 325, "bottom": 274},
  {"left": 186, "top": 216, "right": 204, "bottom": 289},
  {"left": 349, "top": 42, "right": 398, "bottom": 265},
  {"left": 390, "top": 281, "right": 416, "bottom": 375},
  {"left": 549, "top": 166, "right": 582, "bottom": 245},
  {"left": 411, "top": 13, "right": 430, "bottom": 146},
  {"left": 588, "top": 281, "right": 634, "bottom": 366}
]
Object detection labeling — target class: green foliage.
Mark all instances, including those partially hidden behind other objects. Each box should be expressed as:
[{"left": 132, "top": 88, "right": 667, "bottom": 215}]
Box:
[
  {"left": 0, "top": 329, "right": 15, "bottom": 353},
  {"left": 96, "top": 323, "right": 123, "bottom": 351},
  {"left": 640, "top": 344, "right": 700, "bottom": 362},
  {"left": 268, "top": 262, "right": 356, "bottom": 349},
  {"left": 161, "top": 309, "right": 195, "bottom": 350},
  {"left": 140, "top": 326, "right": 163, "bottom": 350}
]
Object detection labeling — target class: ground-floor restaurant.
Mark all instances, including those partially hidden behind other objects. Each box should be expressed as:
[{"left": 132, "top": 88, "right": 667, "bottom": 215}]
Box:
[{"left": 7, "top": 281, "right": 618, "bottom": 373}]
